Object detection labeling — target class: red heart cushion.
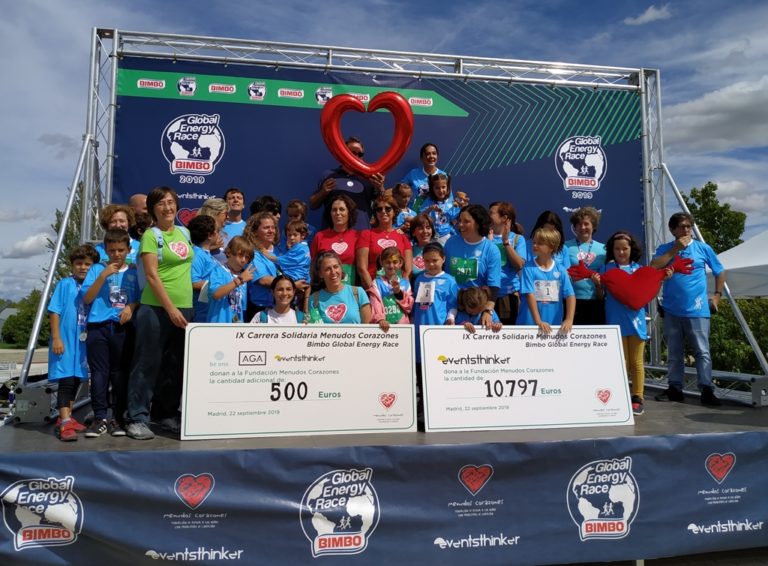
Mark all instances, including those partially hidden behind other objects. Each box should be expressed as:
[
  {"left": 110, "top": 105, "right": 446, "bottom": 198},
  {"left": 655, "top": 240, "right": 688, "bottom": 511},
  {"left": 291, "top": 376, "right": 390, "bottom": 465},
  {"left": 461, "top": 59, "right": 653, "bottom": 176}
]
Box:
[{"left": 601, "top": 267, "right": 664, "bottom": 310}]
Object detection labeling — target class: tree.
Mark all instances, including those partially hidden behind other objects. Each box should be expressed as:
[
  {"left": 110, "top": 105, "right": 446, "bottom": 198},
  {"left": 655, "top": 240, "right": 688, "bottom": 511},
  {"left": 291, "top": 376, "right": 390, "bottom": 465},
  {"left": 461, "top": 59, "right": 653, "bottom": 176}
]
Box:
[
  {"left": 709, "top": 299, "right": 768, "bottom": 375},
  {"left": 682, "top": 181, "right": 746, "bottom": 254},
  {"left": 1, "top": 290, "right": 50, "bottom": 347}
]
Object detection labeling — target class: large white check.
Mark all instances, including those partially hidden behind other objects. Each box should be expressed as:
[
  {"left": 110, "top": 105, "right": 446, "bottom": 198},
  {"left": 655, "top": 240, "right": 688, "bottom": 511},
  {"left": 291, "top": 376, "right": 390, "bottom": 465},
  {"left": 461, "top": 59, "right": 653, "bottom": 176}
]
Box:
[
  {"left": 421, "top": 325, "right": 633, "bottom": 432},
  {"left": 182, "top": 324, "right": 416, "bottom": 439}
]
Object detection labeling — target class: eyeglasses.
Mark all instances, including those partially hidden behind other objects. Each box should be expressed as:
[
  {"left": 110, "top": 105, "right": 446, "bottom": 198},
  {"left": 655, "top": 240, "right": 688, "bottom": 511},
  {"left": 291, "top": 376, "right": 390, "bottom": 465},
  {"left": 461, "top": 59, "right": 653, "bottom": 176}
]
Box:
[
  {"left": 375, "top": 206, "right": 393, "bottom": 213},
  {"left": 351, "top": 150, "right": 365, "bottom": 157}
]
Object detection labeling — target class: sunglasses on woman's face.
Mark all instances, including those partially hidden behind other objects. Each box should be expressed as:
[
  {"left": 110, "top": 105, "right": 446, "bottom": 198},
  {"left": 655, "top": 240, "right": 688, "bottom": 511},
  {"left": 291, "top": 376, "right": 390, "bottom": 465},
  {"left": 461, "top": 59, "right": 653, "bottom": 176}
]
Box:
[{"left": 375, "top": 206, "right": 393, "bottom": 213}]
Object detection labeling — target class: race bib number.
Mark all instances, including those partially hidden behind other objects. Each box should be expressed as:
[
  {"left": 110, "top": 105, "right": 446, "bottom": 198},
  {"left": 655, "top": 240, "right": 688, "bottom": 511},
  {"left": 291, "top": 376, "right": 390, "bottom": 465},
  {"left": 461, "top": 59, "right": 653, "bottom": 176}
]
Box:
[
  {"left": 415, "top": 281, "right": 436, "bottom": 305},
  {"left": 534, "top": 280, "right": 559, "bottom": 302},
  {"left": 451, "top": 257, "right": 479, "bottom": 285}
]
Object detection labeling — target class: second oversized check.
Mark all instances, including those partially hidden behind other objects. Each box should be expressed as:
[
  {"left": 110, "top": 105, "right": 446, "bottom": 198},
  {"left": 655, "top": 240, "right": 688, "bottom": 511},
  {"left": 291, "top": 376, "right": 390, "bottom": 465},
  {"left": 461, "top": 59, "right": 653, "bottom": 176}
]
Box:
[
  {"left": 182, "top": 324, "right": 416, "bottom": 439},
  {"left": 421, "top": 326, "right": 633, "bottom": 431}
]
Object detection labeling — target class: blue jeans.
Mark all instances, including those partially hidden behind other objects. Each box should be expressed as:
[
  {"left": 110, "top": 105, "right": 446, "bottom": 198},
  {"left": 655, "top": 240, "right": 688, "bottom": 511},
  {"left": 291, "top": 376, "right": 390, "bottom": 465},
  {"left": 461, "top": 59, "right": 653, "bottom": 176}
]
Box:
[
  {"left": 127, "top": 305, "right": 191, "bottom": 423},
  {"left": 663, "top": 314, "right": 712, "bottom": 390}
]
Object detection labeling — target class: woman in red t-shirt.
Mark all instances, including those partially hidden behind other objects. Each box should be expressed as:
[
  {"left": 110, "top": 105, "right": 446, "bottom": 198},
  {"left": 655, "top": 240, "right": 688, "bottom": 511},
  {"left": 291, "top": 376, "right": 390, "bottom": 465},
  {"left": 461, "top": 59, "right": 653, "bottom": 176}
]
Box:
[
  {"left": 309, "top": 194, "right": 359, "bottom": 285},
  {"left": 356, "top": 193, "right": 413, "bottom": 289}
]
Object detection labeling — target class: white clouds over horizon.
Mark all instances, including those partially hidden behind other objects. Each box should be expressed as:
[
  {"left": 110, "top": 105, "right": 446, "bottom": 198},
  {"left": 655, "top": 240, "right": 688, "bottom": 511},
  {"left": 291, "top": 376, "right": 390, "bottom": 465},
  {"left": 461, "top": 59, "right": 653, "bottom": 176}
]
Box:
[
  {"left": 1, "top": 234, "right": 52, "bottom": 260},
  {"left": 623, "top": 4, "right": 672, "bottom": 26}
]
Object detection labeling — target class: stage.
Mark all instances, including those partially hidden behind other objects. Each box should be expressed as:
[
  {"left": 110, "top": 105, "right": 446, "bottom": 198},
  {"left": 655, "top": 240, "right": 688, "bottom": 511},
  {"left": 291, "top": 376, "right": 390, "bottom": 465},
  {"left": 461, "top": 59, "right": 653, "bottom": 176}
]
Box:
[{"left": 1, "top": 391, "right": 767, "bottom": 566}]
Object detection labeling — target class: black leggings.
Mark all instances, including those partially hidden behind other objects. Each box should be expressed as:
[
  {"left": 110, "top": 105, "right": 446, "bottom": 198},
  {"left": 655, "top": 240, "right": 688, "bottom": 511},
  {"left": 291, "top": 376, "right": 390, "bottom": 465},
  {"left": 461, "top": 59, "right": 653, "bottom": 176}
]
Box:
[{"left": 56, "top": 377, "right": 84, "bottom": 409}]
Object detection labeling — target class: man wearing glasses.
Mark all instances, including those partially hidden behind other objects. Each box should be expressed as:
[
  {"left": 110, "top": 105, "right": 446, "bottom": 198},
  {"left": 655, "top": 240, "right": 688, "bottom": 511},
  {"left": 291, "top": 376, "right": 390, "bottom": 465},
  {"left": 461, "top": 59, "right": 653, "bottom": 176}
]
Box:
[
  {"left": 651, "top": 212, "right": 726, "bottom": 406},
  {"left": 309, "top": 136, "right": 385, "bottom": 230}
]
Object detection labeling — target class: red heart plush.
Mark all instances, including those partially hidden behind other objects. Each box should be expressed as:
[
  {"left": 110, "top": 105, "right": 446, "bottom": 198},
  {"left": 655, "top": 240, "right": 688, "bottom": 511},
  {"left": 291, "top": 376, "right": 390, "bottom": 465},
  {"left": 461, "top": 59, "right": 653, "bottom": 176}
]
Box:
[
  {"left": 175, "top": 473, "right": 214, "bottom": 509},
  {"left": 596, "top": 389, "right": 611, "bottom": 404},
  {"left": 326, "top": 304, "right": 347, "bottom": 323},
  {"left": 568, "top": 256, "right": 693, "bottom": 311},
  {"left": 320, "top": 92, "right": 414, "bottom": 177},
  {"left": 379, "top": 392, "right": 396, "bottom": 409},
  {"left": 705, "top": 453, "right": 735, "bottom": 484},
  {"left": 458, "top": 464, "right": 494, "bottom": 496},
  {"left": 177, "top": 208, "right": 198, "bottom": 226}
]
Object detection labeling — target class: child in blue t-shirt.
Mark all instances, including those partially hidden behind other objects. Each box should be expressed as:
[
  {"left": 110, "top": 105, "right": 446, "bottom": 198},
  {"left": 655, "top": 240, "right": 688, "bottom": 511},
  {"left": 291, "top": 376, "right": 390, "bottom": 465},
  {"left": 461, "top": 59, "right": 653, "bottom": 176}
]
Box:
[
  {"left": 208, "top": 237, "right": 255, "bottom": 323},
  {"left": 392, "top": 183, "right": 417, "bottom": 231},
  {"left": 188, "top": 215, "right": 220, "bottom": 322},
  {"left": 416, "top": 174, "right": 466, "bottom": 243},
  {"left": 517, "top": 226, "right": 575, "bottom": 334},
  {"left": 81, "top": 229, "right": 140, "bottom": 437},
  {"left": 456, "top": 287, "right": 503, "bottom": 333},
  {"left": 412, "top": 243, "right": 459, "bottom": 356},
  {"left": 286, "top": 199, "right": 317, "bottom": 244},
  {"left": 48, "top": 244, "right": 100, "bottom": 442},
  {"left": 367, "top": 246, "right": 414, "bottom": 330}
]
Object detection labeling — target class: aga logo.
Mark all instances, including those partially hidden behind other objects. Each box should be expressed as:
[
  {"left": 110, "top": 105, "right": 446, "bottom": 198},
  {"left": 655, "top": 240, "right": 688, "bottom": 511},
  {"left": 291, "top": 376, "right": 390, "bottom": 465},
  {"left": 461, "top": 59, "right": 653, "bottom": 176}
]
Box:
[
  {"left": 555, "top": 136, "right": 607, "bottom": 192},
  {"left": 1, "top": 475, "right": 84, "bottom": 551},
  {"left": 300, "top": 468, "right": 380, "bottom": 557},
  {"left": 239, "top": 351, "right": 266, "bottom": 365},
  {"left": 566, "top": 457, "right": 639, "bottom": 541},
  {"left": 161, "top": 114, "right": 226, "bottom": 176}
]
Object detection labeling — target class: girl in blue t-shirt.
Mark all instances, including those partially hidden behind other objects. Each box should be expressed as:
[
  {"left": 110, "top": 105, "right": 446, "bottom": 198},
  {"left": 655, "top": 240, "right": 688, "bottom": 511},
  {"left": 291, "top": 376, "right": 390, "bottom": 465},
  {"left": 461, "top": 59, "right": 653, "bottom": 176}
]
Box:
[
  {"left": 456, "top": 287, "right": 503, "bottom": 333},
  {"left": 594, "top": 231, "right": 654, "bottom": 415},
  {"left": 416, "top": 173, "right": 467, "bottom": 243},
  {"left": 367, "top": 247, "right": 414, "bottom": 329}
]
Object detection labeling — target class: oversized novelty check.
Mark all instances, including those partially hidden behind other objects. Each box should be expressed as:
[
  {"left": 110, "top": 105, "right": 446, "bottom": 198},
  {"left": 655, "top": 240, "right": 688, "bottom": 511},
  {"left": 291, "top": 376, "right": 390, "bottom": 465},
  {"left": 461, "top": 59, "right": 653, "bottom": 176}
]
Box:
[
  {"left": 421, "top": 325, "right": 633, "bottom": 432},
  {"left": 182, "top": 324, "right": 416, "bottom": 439}
]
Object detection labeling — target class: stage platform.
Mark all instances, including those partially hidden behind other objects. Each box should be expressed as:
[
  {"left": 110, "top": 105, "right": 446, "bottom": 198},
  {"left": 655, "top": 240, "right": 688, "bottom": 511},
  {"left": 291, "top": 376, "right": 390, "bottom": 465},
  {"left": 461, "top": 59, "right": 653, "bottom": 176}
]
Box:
[{"left": 1, "top": 394, "right": 767, "bottom": 565}]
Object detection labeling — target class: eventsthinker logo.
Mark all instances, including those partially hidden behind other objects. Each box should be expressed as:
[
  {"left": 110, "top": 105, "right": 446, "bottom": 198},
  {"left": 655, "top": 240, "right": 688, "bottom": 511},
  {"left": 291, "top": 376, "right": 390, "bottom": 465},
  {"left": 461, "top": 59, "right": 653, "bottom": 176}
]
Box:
[
  {"left": 433, "top": 533, "right": 520, "bottom": 550},
  {"left": 145, "top": 547, "right": 244, "bottom": 561},
  {"left": 687, "top": 519, "right": 764, "bottom": 535}
]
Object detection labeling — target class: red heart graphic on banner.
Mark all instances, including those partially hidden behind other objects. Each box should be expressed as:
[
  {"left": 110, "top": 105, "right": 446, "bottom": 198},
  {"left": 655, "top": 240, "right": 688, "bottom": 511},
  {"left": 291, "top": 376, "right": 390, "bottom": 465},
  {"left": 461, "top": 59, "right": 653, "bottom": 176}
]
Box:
[
  {"left": 331, "top": 241, "right": 349, "bottom": 255},
  {"left": 705, "top": 453, "right": 735, "bottom": 484},
  {"left": 320, "top": 92, "right": 414, "bottom": 177},
  {"left": 458, "top": 464, "right": 494, "bottom": 496},
  {"left": 175, "top": 473, "right": 214, "bottom": 509},
  {"left": 596, "top": 389, "right": 611, "bottom": 405},
  {"left": 377, "top": 238, "right": 397, "bottom": 249},
  {"left": 168, "top": 241, "right": 190, "bottom": 260},
  {"left": 379, "top": 392, "right": 396, "bottom": 409},
  {"left": 326, "top": 304, "right": 347, "bottom": 323},
  {"left": 413, "top": 255, "right": 425, "bottom": 270},
  {"left": 177, "top": 208, "right": 198, "bottom": 226}
]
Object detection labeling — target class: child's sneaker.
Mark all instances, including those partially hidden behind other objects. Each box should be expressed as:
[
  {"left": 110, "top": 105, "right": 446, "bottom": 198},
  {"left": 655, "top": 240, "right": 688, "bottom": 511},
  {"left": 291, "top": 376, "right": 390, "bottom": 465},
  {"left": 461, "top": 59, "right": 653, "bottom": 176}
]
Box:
[
  {"left": 631, "top": 396, "right": 644, "bottom": 416},
  {"left": 57, "top": 420, "right": 78, "bottom": 442},
  {"left": 56, "top": 417, "right": 87, "bottom": 433},
  {"left": 85, "top": 419, "right": 108, "bottom": 438},
  {"left": 108, "top": 419, "right": 127, "bottom": 437}
]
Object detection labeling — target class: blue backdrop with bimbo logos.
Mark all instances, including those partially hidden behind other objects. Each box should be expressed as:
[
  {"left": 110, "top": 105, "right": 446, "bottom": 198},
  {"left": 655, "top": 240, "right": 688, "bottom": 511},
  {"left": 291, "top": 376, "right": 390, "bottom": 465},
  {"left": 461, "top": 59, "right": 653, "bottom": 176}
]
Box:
[{"left": 113, "top": 56, "right": 645, "bottom": 242}]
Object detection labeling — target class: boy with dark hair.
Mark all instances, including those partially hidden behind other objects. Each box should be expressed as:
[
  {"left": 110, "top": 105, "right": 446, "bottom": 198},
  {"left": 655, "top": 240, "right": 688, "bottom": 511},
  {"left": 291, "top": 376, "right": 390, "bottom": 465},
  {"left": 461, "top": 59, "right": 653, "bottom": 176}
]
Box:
[
  {"left": 81, "top": 229, "right": 140, "bottom": 437},
  {"left": 49, "top": 244, "right": 100, "bottom": 441},
  {"left": 188, "top": 215, "right": 220, "bottom": 322}
]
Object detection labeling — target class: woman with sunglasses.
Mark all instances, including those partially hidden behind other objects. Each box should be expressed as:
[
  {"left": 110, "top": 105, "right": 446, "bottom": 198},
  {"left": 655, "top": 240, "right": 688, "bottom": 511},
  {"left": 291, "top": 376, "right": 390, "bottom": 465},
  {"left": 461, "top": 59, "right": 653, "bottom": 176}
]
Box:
[
  {"left": 309, "top": 136, "right": 385, "bottom": 231},
  {"left": 356, "top": 193, "right": 413, "bottom": 290}
]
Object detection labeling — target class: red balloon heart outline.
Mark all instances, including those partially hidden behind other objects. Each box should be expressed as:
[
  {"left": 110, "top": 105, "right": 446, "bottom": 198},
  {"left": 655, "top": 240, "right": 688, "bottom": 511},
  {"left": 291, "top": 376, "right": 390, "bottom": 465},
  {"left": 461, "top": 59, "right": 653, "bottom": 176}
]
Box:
[{"left": 320, "top": 92, "right": 414, "bottom": 177}]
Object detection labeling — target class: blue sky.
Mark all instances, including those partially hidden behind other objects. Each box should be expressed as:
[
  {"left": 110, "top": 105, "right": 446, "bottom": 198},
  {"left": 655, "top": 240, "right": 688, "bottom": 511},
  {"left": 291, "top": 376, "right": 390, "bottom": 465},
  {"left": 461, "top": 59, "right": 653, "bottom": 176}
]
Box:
[{"left": 1, "top": 0, "right": 766, "bottom": 300}]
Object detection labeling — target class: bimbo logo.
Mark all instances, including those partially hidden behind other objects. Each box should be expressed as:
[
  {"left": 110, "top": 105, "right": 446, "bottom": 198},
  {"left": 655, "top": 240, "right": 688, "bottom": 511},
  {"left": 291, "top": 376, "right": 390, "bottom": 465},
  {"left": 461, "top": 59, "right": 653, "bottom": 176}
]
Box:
[
  {"left": 409, "top": 96, "right": 433, "bottom": 107},
  {"left": 300, "top": 468, "right": 380, "bottom": 557},
  {"left": 1, "top": 475, "right": 84, "bottom": 551},
  {"left": 209, "top": 83, "right": 236, "bottom": 94},
  {"left": 555, "top": 136, "right": 607, "bottom": 192},
  {"left": 566, "top": 457, "right": 639, "bottom": 541},
  {"left": 138, "top": 78, "right": 165, "bottom": 89},
  {"left": 161, "top": 114, "right": 226, "bottom": 176},
  {"left": 279, "top": 88, "right": 304, "bottom": 99}
]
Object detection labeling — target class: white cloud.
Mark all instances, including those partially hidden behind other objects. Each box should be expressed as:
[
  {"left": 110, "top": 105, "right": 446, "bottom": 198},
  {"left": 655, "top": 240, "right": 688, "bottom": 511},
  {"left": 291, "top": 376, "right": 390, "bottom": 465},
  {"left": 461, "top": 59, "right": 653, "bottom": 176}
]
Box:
[
  {"left": 1, "top": 234, "right": 51, "bottom": 259},
  {"left": 0, "top": 267, "right": 45, "bottom": 302},
  {"left": 624, "top": 4, "right": 672, "bottom": 26},
  {"left": 663, "top": 76, "right": 768, "bottom": 153},
  {"left": 0, "top": 209, "right": 42, "bottom": 222}
]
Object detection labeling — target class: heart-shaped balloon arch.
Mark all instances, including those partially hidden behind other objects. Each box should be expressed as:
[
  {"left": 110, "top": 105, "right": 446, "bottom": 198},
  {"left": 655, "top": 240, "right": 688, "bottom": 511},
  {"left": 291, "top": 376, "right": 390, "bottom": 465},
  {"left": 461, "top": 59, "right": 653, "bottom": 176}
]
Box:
[{"left": 320, "top": 92, "right": 414, "bottom": 177}]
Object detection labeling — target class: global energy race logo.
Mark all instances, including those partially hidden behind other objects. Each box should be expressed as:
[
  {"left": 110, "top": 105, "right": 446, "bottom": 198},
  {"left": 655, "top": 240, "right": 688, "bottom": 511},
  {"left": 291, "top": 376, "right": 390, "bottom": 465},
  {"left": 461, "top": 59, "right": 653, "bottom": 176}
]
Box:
[
  {"left": 566, "top": 457, "right": 639, "bottom": 541},
  {"left": 300, "top": 468, "right": 380, "bottom": 557},
  {"left": 161, "top": 114, "right": 226, "bottom": 176},
  {"left": 1, "top": 475, "right": 84, "bottom": 551},
  {"left": 555, "top": 136, "right": 607, "bottom": 196}
]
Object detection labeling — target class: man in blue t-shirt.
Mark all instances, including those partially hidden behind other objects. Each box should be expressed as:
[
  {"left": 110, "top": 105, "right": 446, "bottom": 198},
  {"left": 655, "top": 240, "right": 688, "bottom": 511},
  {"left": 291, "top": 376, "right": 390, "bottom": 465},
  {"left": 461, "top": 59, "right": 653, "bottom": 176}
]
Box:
[{"left": 651, "top": 212, "right": 726, "bottom": 406}]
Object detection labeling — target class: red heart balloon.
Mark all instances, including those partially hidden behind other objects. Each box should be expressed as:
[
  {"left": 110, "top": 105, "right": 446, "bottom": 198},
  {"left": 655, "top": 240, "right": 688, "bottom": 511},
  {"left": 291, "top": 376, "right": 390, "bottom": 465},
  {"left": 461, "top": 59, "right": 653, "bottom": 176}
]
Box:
[{"left": 320, "top": 92, "right": 414, "bottom": 177}]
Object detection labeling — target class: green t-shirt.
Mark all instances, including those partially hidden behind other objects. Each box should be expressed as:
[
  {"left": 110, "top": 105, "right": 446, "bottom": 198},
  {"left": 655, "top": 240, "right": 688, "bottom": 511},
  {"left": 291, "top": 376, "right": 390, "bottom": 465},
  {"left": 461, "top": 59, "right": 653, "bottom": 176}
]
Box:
[{"left": 139, "top": 227, "right": 194, "bottom": 308}]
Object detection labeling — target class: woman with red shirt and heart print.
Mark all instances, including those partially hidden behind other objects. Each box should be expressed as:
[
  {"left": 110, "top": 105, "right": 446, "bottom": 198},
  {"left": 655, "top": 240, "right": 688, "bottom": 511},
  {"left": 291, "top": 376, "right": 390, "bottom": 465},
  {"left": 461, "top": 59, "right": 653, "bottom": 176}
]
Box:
[
  {"left": 356, "top": 193, "right": 413, "bottom": 290},
  {"left": 309, "top": 194, "right": 359, "bottom": 285}
]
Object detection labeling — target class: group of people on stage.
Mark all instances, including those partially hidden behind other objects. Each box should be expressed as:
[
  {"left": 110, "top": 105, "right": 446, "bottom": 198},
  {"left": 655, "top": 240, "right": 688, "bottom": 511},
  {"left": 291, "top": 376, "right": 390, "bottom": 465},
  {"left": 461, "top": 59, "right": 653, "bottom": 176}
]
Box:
[{"left": 46, "top": 138, "right": 726, "bottom": 441}]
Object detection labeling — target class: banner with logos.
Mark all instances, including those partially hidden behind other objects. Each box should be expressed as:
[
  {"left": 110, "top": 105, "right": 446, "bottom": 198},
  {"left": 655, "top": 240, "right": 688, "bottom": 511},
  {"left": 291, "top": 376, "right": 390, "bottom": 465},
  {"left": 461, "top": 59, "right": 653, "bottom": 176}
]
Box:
[
  {"left": 113, "top": 56, "right": 645, "bottom": 242},
  {"left": 1, "top": 431, "right": 766, "bottom": 564}
]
